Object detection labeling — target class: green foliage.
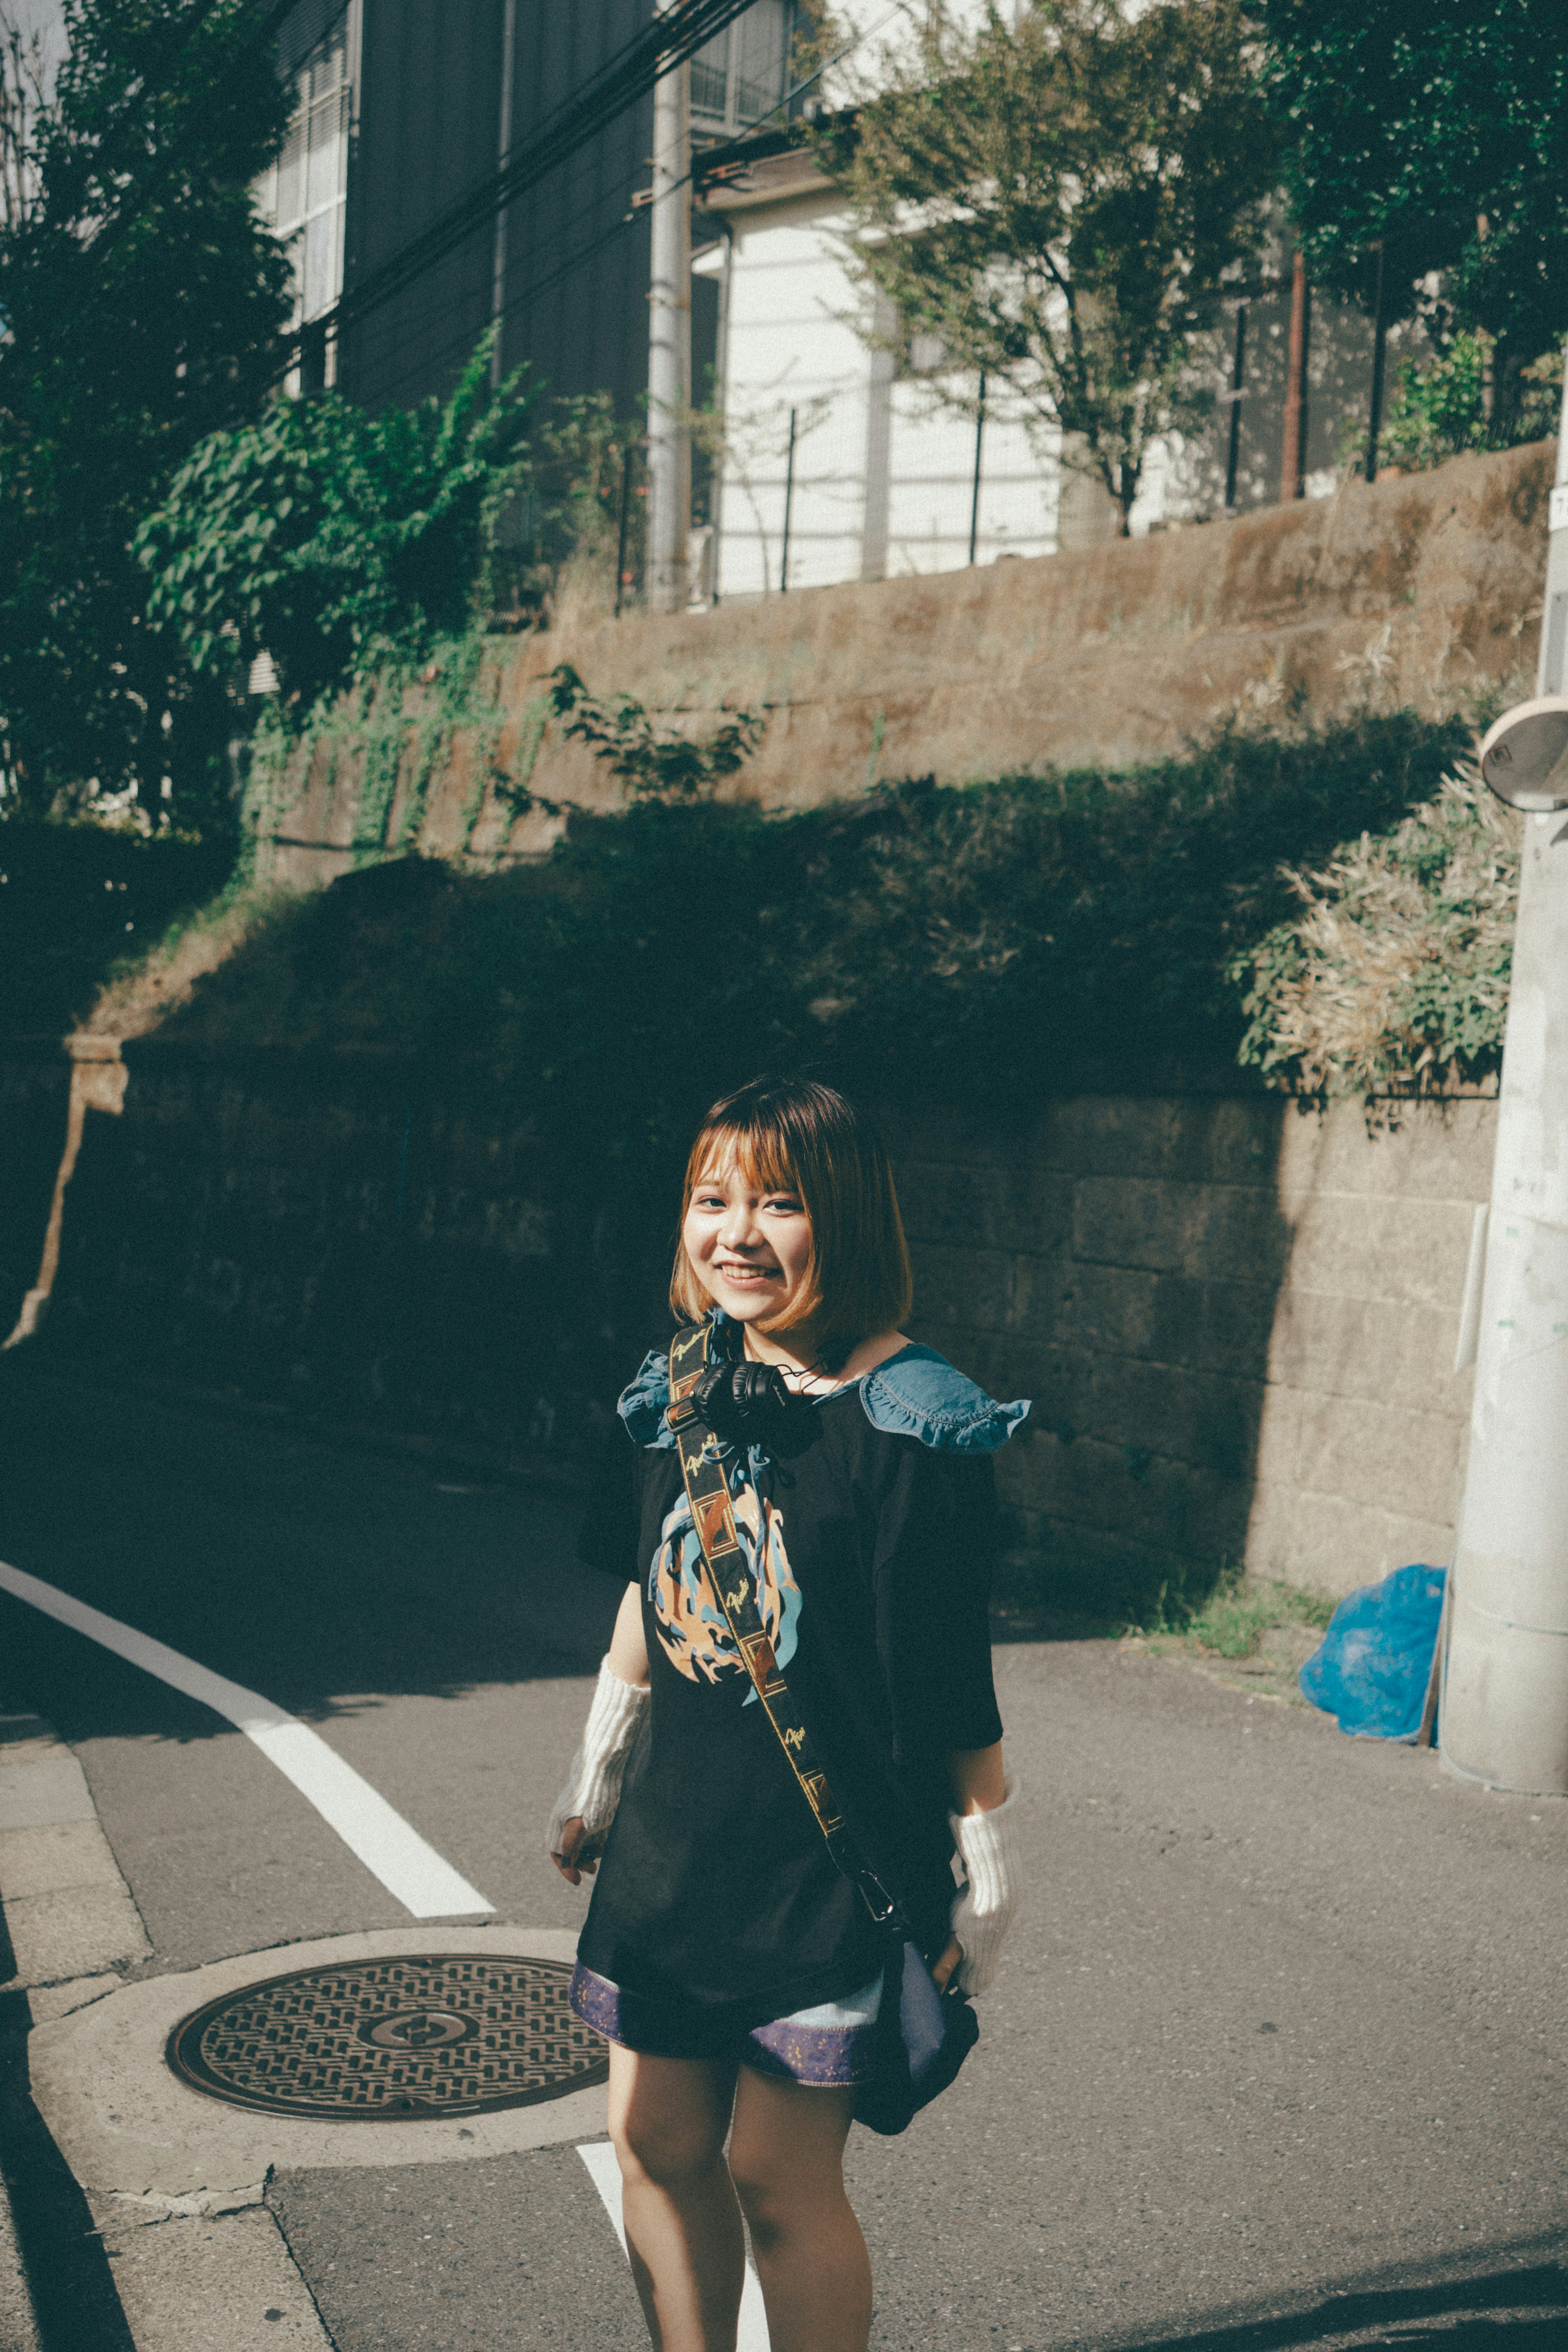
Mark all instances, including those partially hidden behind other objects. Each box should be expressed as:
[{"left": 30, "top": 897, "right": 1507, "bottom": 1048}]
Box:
[
  {"left": 137, "top": 335, "right": 536, "bottom": 709},
  {"left": 0, "top": 813, "right": 236, "bottom": 1033},
  {"left": 0, "top": 0, "right": 295, "bottom": 829},
  {"left": 827, "top": 0, "right": 1278, "bottom": 529},
  {"left": 1230, "top": 765, "right": 1518, "bottom": 1099},
  {"left": 1149, "top": 1567, "right": 1333, "bottom": 1653},
  {"left": 546, "top": 664, "right": 765, "bottom": 804},
  {"left": 149, "top": 711, "right": 1465, "bottom": 1150},
  {"left": 1261, "top": 0, "right": 1568, "bottom": 435},
  {"left": 1379, "top": 339, "right": 1563, "bottom": 473}
]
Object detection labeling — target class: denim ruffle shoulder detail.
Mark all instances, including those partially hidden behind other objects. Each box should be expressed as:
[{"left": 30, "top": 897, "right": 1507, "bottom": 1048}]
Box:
[
  {"left": 617, "top": 1349, "right": 676, "bottom": 1449},
  {"left": 859, "top": 1345, "right": 1030, "bottom": 1453}
]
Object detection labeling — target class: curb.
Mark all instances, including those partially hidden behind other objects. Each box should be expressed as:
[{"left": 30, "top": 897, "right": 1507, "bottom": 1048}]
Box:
[{"left": 0, "top": 1710, "right": 333, "bottom": 2352}]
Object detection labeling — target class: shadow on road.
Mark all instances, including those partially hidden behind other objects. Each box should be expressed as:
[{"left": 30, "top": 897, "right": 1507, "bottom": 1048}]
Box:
[
  {"left": 1116, "top": 2261, "right": 1568, "bottom": 2351},
  {"left": 0, "top": 1358, "right": 623, "bottom": 1748}
]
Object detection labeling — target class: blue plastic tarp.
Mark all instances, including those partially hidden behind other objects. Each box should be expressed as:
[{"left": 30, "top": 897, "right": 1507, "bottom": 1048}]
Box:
[{"left": 1298, "top": 1564, "right": 1447, "bottom": 1741}]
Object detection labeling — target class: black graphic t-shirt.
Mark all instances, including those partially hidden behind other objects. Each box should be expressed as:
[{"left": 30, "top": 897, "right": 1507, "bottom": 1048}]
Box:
[{"left": 574, "top": 1350, "right": 1014, "bottom": 2026}]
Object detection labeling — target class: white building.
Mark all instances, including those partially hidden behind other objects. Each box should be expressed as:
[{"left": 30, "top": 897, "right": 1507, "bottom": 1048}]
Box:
[
  {"left": 693, "top": 139, "right": 1121, "bottom": 601},
  {"left": 691, "top": 123, "right": 1378, "bottom": 605}
]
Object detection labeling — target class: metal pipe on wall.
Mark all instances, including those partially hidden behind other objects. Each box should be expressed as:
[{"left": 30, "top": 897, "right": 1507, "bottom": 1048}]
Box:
[
  {"left": 1363, "top": 241, "right": 1388, "bottom": 486},
  {"left": 1441, "top": 354, "right": 1568, "bottom": 1794},
  {"left": 647, "top": 5, "right": 692, "bottom": 615},
  {"left": 1224, "top": 303, "right": 1247, "bottom": 513},
  {"left": 779, "top": 407, "right": 797, "bottom": 593},
  {"left": 1280, "top": 253, "right": 1308, "bottom": 503},
  {"left": 489, "top": 0, "right": 518, "bottom": 388},
  {"left": 967, "top": 371, "right": 987, "bottom": 565}
]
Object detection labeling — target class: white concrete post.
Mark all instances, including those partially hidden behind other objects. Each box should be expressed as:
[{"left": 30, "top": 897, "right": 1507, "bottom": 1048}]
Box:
[
  {"left": 647, "top": 11, "right": 691, "bottom": 615},
  {"left": 1441, "top": 354, "right": 1568, "bottom": 1793}
]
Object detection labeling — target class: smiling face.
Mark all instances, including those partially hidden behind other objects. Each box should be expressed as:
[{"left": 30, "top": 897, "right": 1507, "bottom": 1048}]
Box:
[{"left": 680, "top": 1153, "right": 815, "bottom": 1338}]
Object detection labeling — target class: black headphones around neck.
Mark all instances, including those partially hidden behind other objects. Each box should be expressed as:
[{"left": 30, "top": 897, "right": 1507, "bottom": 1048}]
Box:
[{"left": 687, "top": 1358, "right": 806, "bottom": 1447}]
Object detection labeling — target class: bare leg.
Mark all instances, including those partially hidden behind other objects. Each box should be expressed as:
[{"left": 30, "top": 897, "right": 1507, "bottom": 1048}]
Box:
[
  {"left": 608, "top": 2044, "right": 745, "bottom": 2352},
  {"left": 726, "top": 2067, "right": 871, "bottom": 2352}
]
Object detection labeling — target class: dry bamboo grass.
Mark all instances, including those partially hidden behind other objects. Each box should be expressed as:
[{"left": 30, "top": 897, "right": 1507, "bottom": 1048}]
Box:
[{"left": 1232, "top": 762, "right": 1520, "bottom": 1099}]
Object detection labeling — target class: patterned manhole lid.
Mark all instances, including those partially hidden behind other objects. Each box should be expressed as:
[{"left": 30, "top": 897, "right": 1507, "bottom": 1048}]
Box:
[{"left": 166, "top": 1954, "right": 607, "bottom": 2120}]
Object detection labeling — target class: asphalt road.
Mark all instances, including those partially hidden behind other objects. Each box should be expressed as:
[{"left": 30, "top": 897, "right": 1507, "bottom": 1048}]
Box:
[{"left": 3, "top": 1362, "right": 1568, "bottom": 2352}]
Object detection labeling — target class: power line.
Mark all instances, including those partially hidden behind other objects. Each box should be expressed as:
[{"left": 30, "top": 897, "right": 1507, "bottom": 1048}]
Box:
[
  {"left": 335, "top": 10, "right": 894, "bottom": 410},
  {"left": 290, "top": 0, "right": 767, "bottom": 374}
]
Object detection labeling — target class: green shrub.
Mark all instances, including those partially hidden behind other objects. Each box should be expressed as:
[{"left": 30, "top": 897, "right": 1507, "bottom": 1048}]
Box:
[
  {"left": 149, "top": 709, "right": 1467, "bottom": 1148},
  {"left": 1378, "top": 336, "right": 1562, "bottom": 473},
  {"left": 136, "top": 337, "right": 534, "bottom": 709}
]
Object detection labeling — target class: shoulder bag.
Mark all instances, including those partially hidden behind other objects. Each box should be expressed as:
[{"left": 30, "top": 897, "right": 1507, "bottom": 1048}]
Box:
[{"left": 666, "top": 1320, "right": 979, "bottom": 2136}]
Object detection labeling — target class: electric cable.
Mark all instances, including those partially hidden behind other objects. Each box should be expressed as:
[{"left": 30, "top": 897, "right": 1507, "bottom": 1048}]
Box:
[{"left": 333, "top": 10, "right": 893, "bottom": 410}]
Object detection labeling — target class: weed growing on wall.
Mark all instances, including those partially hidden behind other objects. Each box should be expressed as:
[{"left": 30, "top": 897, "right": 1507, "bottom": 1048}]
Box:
[
  {"left": 546, "top": 664, "right": 766, "bottom": 804},
  {"left": 1230, "top": 763, "right": 1518, "bottom": 1099}
]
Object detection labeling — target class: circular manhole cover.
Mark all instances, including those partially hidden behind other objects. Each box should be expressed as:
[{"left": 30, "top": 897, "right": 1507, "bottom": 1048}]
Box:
[{"left": 167, "top": 1954, "right": 607, "bottom": 2121}]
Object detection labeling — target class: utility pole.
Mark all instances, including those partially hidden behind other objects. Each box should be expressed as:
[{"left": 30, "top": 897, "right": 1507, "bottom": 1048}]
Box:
[
  {"left": 646, "top": 2, "right": 691, "bottom": 615},
  {"left": 1440, "top": 351, "right": 1568, "bottom": 1794}
]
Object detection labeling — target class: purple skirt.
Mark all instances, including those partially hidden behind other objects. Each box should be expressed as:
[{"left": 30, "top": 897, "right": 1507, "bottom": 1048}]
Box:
[{"left": 570, "top": 1962, "right": 883, "bottom": 2087}]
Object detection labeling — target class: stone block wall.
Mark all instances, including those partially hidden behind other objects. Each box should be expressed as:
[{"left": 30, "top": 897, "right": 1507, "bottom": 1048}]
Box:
[
  {"left": 884, "top": 1092, "right": 1494, "bottom": 1601},
  {"left": 13, "top": 1042, "right": 1494, "bottom": 1603}
]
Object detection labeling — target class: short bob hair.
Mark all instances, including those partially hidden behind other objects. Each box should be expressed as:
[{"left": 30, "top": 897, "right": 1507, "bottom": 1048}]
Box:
[{"left": 670, "top": 1076, "right": 913, "bottom": 1353}]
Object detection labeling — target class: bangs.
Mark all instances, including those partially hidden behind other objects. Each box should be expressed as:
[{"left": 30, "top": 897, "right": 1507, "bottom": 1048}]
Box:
[{"left": 689, "top": 1117, "right": 800, "bottom": 1200}]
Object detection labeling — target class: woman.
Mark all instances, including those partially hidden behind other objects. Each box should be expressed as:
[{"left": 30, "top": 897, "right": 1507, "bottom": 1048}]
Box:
[{"left": 549, "top": 1076, "right": 1025, "bottom": 2352}]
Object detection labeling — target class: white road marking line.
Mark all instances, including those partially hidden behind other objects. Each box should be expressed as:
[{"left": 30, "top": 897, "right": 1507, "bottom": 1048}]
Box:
[
  {"left": 577, "top": 2142, "right": 772, "bottom": 2349},
  {"left": 0, "top": 1558, "right": 492, "bottom": 1919}
]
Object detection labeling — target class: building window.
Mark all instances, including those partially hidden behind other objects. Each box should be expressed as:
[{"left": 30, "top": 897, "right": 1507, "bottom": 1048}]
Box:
[
  {"left": 256, "top": 18, "right": 350, "bottom": 387},
  {"left": 690, "top": 0, "right": 793, "bottom": 136}
]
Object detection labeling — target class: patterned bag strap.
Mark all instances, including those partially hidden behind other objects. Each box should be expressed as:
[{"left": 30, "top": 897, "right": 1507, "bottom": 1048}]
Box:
[{"left": 666, "top": 1320, "right": 904, "bottom": 1931}]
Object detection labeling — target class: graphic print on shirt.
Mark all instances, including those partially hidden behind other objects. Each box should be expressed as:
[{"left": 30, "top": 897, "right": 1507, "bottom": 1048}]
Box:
[{"left": 649, "top": 1479, "right": 801, "bottom": 1696}]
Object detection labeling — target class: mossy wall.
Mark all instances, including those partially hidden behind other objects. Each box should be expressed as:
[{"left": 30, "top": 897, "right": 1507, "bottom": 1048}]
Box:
[{"left": 248, "top": 441, "right": 1551, "bottom": 894}]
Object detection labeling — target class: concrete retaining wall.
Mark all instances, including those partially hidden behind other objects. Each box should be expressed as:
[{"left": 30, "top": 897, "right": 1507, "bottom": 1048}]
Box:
[
  {"left": 262, "top": 441, "right": 1551, "bottom": 889},
  {"left": 16, "top": 1043, "right": 1493, "bottom": 1603},
  {"left": 888, "top": 1091, "right": 1492, "bottom": 1601}
]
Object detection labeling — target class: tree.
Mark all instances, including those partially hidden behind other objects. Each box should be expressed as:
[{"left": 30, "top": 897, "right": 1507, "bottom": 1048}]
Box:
[
  {"left": 138, "top": 335, "right": 537, "bottom": 710},
  {"left": 827, "top": 0, "right": 1278, "bottom": 534},
  {"left": 0, "top": 0, "right": 294, "bottom": 828},
  {"left": 1261, "top": 0, "right": 1568, "bottom": 439}
]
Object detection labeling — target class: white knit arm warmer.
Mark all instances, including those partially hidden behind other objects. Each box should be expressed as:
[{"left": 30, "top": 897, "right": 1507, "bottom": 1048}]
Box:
[
  {"left": 545, "top": 1658, "right": 650, "bottom": 1859},
  {"left": 949, "top": 1782, "right": 1019, "bottom": 1998}
]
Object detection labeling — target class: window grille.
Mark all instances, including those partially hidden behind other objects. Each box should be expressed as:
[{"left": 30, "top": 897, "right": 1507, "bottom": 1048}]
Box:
[
  {"left": 689, "top": 0, "right": 792, "bottom": 135},
  {"left": 256, "top": 19, "right": 350, "bottom": 384}
]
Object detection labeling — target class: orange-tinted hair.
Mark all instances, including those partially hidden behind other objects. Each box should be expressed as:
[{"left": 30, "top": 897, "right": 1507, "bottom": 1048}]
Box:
[{"left": 670, "top": 1076, "right": 913, "bottom": 1354}]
